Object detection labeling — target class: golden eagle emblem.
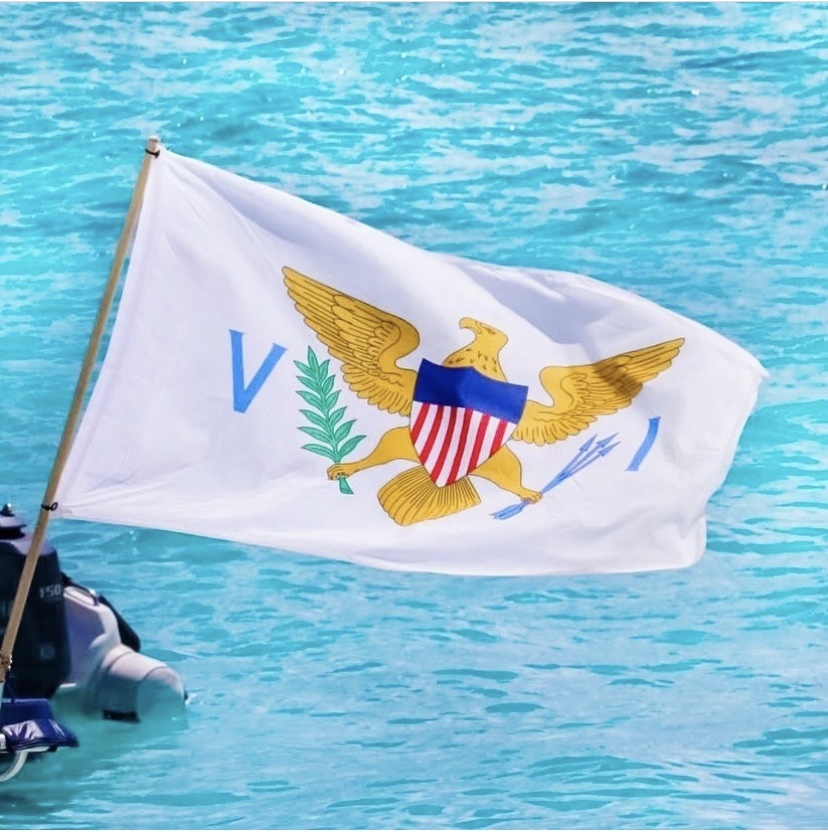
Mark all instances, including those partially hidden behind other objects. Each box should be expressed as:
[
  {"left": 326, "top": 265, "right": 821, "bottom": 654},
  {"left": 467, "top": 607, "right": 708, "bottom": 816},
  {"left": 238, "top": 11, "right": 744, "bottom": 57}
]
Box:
[{"left": 284, "top": 266, "right": 684, "bottom": 526}]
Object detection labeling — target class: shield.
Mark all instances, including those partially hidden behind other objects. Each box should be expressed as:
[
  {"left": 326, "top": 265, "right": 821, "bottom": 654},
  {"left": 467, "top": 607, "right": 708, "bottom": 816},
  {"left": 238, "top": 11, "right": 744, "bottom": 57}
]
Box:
[{"left": 409, "top": 360, "right": 528, "bottom": 487}]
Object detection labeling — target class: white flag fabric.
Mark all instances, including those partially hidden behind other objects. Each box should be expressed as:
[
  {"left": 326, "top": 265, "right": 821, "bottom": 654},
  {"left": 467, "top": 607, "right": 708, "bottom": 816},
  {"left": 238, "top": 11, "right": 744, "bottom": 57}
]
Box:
[{"left": 55, "top": 148, "right": 766, "bottom": 576}]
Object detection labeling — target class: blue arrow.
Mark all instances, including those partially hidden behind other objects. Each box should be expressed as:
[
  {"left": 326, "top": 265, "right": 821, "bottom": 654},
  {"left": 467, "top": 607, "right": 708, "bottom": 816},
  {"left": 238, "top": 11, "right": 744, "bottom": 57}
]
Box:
[
  {"left": 552, "top": 434, "right": 598, "bottom": 481},
  {"left": 552, "top": 433, "right": 617, "bottom": 482},
  {"left": 491, "top": 434, "right": 621, "bottom": 521},
  {"left": 569, "top": 438, "right": 620, "bottom": 476}
]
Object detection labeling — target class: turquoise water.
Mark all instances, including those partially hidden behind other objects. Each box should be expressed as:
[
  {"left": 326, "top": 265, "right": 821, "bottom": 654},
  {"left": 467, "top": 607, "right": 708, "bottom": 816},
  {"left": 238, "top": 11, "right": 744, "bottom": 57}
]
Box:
[{"left": 2, "top": 1, "right": 827, "bottom": 828}]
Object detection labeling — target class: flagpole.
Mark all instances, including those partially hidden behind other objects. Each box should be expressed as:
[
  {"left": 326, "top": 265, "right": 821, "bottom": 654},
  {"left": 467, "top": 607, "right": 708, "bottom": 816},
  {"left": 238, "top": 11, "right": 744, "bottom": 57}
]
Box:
[{"left": 0, "top": 136, "right": 161, "bottom": 696}]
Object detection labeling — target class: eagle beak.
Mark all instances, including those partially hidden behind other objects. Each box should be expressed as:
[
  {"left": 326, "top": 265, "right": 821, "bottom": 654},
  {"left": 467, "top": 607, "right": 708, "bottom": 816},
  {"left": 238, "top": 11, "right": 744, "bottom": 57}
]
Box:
[{"left": 459, "top": 317, "right": 480, "bottom": 333}]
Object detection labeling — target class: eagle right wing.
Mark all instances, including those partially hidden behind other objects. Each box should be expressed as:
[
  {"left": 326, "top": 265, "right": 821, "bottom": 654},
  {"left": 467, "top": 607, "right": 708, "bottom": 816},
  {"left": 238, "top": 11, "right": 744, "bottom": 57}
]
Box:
[
  {"left": 513, "top": 338, "right": 685, "bottom": 446},
  {"left": 283, "top": 267, "right": 420, "bottom": 416}
]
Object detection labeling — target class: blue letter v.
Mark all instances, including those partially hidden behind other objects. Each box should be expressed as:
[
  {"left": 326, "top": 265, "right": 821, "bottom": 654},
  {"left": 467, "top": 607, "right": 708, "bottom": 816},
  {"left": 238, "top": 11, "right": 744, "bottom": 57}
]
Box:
[{"left": 230, "top": 329, "right": 286, "bottom": 413}]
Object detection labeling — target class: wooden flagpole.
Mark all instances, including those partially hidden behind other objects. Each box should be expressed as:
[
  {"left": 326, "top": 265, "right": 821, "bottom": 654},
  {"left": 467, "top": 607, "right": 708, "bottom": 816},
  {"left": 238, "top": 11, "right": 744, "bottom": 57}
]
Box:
[{"left": 0, "top": 136, "right": 161, "bottom": 695}]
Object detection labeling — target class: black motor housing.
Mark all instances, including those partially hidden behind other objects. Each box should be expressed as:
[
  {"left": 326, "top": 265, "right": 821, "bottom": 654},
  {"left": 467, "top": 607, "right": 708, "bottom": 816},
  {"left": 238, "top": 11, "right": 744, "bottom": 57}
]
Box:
[{"left": 0, "top": 504, "right": 70, "bottom": 698}]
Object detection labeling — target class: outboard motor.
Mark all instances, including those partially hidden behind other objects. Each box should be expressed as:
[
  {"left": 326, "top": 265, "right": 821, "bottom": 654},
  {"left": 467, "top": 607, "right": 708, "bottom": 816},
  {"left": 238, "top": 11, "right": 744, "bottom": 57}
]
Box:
[
  {"left": 0, "top": 503, "right": 185, "bottom": 722},
  {"left": 0, "top": 504, "right": 78, "bottom": 783},
  {"left": 0, "top": 502, "right": 184, "bottom": 783},
  {"left": 0, "top": 504, "right": 70, "bottom": 698}
]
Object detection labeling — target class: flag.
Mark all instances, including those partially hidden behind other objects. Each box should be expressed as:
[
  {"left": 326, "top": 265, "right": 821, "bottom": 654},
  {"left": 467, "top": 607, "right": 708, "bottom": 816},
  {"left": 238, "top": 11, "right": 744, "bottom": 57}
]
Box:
[{"left": 54, "top": 148, "right": 766, "bottom": 576}]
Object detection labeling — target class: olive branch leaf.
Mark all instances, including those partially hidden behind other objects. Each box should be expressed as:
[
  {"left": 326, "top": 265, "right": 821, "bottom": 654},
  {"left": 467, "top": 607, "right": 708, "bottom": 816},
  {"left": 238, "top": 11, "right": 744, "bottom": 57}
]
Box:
[{"left": 295, "top": 346, "right": 365, "bottom": 494}]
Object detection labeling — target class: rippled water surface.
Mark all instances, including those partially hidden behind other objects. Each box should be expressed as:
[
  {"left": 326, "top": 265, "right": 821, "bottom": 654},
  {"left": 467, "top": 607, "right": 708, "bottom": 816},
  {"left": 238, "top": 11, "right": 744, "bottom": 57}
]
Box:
[{"left": 1, "top": 2, "right": 827, "bottom": 828}]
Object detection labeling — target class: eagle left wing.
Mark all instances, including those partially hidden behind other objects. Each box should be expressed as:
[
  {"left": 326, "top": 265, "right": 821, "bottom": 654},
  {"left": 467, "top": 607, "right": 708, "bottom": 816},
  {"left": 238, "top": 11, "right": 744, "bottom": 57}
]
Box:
[
  {"left": 284, "top": 266, "right": 420, "bottom": 416},
  {"left": 512, "top": 338, "right": 685, "bottom": 446}
]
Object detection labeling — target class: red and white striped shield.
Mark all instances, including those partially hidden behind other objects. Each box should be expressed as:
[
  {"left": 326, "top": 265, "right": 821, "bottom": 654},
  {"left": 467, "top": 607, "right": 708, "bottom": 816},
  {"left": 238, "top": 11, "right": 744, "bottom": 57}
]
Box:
[{"left": 409, "top": 360, "right": 528, "bottom": 487}]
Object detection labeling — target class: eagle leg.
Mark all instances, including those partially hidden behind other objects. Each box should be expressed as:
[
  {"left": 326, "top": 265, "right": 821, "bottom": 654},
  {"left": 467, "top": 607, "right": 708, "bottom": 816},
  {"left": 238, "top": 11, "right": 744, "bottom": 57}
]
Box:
[
  {"left": 472, "top": 446, "right": 543, "bottom": 503},
  {"left": 327, "top": 425, "right": 418, "bottom": 481}
]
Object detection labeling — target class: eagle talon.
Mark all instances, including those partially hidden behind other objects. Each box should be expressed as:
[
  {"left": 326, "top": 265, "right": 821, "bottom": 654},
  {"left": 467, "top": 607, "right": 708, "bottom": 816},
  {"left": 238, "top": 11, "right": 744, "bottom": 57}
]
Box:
[
  {"left": 328, "top": 463, "right": 356, "bottom": 480},
  {"left": 521, "top": 490, "right": 543, "bottom": 504}
]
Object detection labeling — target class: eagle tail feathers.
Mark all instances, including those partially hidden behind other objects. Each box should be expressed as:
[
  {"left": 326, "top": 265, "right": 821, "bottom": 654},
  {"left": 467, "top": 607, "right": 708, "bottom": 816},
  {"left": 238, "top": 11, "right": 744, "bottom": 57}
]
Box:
[{"left": 378, "top": 467, "right": 480, "bottom": 526}]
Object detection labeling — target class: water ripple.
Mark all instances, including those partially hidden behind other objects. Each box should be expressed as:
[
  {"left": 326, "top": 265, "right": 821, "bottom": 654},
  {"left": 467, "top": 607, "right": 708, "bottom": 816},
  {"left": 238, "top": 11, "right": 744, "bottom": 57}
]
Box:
[{"left": 1, "top": 2, "right": 827, "bottom": 829}]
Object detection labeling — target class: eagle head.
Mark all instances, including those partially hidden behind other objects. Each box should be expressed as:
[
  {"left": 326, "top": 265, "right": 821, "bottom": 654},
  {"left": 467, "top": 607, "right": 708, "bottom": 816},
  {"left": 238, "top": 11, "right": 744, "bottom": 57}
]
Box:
[{"left": 442, "top": 318, "right": 509, "bottom": 381}]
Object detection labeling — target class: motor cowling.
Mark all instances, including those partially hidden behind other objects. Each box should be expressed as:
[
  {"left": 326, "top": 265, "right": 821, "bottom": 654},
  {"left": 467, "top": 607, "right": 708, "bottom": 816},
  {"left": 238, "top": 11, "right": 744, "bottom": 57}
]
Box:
[
  {"left": 0, "top": 504, "right": 70, "bottom": 699},
  {"left": 62, "top": 582, "right": 186, "bottom": 721}
]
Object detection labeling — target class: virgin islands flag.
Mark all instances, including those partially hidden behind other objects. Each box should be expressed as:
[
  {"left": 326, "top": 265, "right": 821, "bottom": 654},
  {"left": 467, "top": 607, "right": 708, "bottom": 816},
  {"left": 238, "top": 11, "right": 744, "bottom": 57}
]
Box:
[{"left": 55, "top": 146, "right": 766, "bottom": 576}]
